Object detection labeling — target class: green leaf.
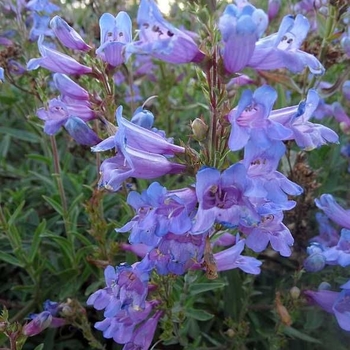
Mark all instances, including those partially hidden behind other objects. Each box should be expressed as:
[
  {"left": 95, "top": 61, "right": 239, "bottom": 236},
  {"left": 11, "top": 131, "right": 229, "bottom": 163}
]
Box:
[
  {"left": 29, "top": 220, "right": 46, "bottom": 262},
  {"left": 185, "top": 308, "right": 214, "bottom": 321},
  {"left": 283, "top": 326, "right": 322, "bottom": 344},
  {"left": 33, "top": 344, "right": 44, "bottom": 350},
  {"left": 0, "top": 127, "right": 40, "bottom": 143},
  {"left": 43, "top": 196, "right": 63, "bottom": 216},
  {"left": 0, "top": 251, "right": 25, "bottom": 267},
  {"left": 189, "top": 282, "right": 226, "bottom": 296}
]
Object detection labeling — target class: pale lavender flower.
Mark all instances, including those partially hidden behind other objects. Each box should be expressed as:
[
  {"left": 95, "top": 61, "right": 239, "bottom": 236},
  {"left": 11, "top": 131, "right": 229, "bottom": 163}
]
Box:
[
  {"left": 97, "top": 12, "right": 132, "bottom": 66},
  {"left": 228, "top": 85, "right": 292, "bottom": 152},
  {"left": 343, "top": 81, "right": 350, "bottom": 101},
  {"left": 315, "top": 194, "right": 350, "bottom": 230},
  {"left": 248, "top": 14, "right": 324, "bottom": 75},
  {"left": 126, "top": 0, "right": 205, "bottom": 64},
  {"left": 53, "top": 73, "right": 89, "bottom": 101},
  {"left": 242, "top": 212, "right": 294, "bottom": 257},
  {"left": 270, "top": 89, "right": 339, "bottom": 150}
]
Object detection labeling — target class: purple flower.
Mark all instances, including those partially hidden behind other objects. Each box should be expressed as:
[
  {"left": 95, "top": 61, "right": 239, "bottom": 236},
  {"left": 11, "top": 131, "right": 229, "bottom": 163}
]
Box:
[
  {"left": 242, "top": 212, "right": 294, "bottom": 257},
  {"left": 213, "top": 238, "right": 262, "bottom": 274},
  {"left": 27, "top": 36, "right": 92, "bottom": 75},
  {"left": 267, "top": 0, "right": 280, "bottom": 21},
  {"left": 228, "top": 85, "right": 292, "bottom": 152},
  {"left": 117, "top": 182, "right": 196, "bottom": 246},
  {"left": 123, "top": 311, "right": 162, "bottom": 350},
  {"left": 243, "top": 142, "right": 303, "bottom": 211},
  {"left": 139, "top": 233, "right": 206, "bottom": 275},
  {"left": 192, "top": 163, "right": 259, "bottom": 234},
  {"left": 305, "top": 281, "right": 350, "bottom": 331},
  {"left": 126, "top": 0, "right": 204, "bottom": 64},
  {"left": 96, "top": 149, "right": 185, "bottom": 191},
  {"left": 64, "top": 116, "right": 101, "bottom": 146},
  {"left": 53, "top": 73, "right": 89, "bottom": 101},
  {"left": 218, "top": 4, "right": 268, "bottom": 73},
  {"left": 315, "top": 194, "right": 350, "bottom": 230},
  {"left": 87, "top": 264, "right": 149, "bottom": 318},
  {"left": 50, "top": 16, "right": 91, "bottom": 51},
  {"left": 270, "top": 90, "right": 339, "bottom": 150},
  {"left": 97, "top": 12, "right": 132, "bottom": 67},
  {"left": 322, "top": 229, "right": 350, "bottom": 267},
  {"left": 248, "top": 14, "right": 324, "bottom": 75},
  {"left": 310, "top": 213, "right": 339, "bottom": 248}
]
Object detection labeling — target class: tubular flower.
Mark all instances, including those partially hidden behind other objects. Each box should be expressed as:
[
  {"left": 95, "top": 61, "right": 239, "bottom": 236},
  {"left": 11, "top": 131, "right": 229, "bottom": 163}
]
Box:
[
  {"left": 126, "top": 0, "right": 205, "bottom": 64},
  {"left": 50, "top": 16, "right": 91, "bottom": 51},
  {"left": 305, "top": 281, "right": 350, "bottom": 331},
  {"left": 27, "top": 36, "right": 92, "bottom": 75},
  {"left": 248, "top": 14, "right": 325, "bottom": 75},
  {"left": 218, "top": 3, "right": 268, "bottom": 73},
  {"left": 97, "top": 12, "right": 132, "bottom": 67}
]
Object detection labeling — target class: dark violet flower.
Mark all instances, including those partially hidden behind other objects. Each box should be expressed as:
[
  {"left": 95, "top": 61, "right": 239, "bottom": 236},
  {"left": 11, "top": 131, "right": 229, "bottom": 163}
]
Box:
[
  {"left": 87, "top": 264, "right": 149, "bottom": 319},
  {"left": 97, "top": 12, "right": 132, "bottom": 67},
  {"left": 218, "top": 3, "right": 268, "bottom": 73},
  {"left": 228, "top": 85, "right": 292, "bottom": 152},
  {"left": 139, "top": 232, "right": 206, "bottom": 275},
  {"left": 117, "top": 182, "right": 196, "bottom": 246},
  {"left": 242, "top": 211, "right": 294, "bottom": 257},
  {"left": 304, "top": 281, "right": 350, "bottom": 331},
  {"left": 315, "top": 194, "right": 350, "bottom": 230},
  {"left": 22, "top": 311, "right": 53, "bottom": 336},
  {"left": 248, "top": 14, "right": 324, "bottom": 75},
  {"left": 27, "top": 36, "right": 92, "bottom": 75},
  {"left": 270, "top": 89, "right": 339, "bottom": 150},
  {"left": 50, "top": 16, "right": 91, "bottom": 52},
  {"left": 64, "top": 116, "right": 101, "bottom": 146},
  {"left": 126, "top": 0, "right": 205, "bottom": 64},
  {"left": 7, "top": 60, "right": 26, "bottom": 75},
  {"left": 123, "top": 311, "right": 162, "bottom": 350},
  {"left": 192, "top": 163, "right": 259, "bottom": 234}
]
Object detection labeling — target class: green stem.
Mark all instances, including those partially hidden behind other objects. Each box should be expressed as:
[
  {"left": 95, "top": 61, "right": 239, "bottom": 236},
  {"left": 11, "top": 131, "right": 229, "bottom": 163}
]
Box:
[{"left": 50, "top": 135, "right": 70, "bottom": 235}]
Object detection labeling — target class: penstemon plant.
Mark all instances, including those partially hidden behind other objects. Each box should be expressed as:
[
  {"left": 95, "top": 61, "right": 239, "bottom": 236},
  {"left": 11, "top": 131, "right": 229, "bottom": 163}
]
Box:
[{"left": 1, "top": 0, "right": 350, "bottom": 349}]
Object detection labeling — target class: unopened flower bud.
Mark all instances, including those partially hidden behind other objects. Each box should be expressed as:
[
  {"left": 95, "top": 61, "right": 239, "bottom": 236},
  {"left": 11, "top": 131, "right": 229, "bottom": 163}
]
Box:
[
  {"left": 290, "top": 286, "right": 301, "bottom": 300},
  {"left": 304, "top": 253, "right": 326, "bottom": 272},
  {"left": 22, "top": 311, "right": 52, "bottom": 337},
  {"left": 318, "top": 281, "right": 331, "bottom": 291},
  {"left": 191, "top": 118, "right": 208, "bottom": 142}
]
